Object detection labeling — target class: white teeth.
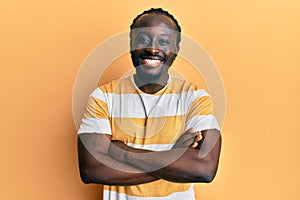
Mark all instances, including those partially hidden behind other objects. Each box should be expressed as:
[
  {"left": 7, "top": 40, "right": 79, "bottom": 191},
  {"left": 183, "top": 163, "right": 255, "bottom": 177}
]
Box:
[{"left": 144, "top": 59, "right": 161, "bottom": 65}]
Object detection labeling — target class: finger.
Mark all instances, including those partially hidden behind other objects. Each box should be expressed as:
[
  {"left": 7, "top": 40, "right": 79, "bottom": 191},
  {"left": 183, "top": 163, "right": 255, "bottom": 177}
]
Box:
[
  {"left": 194, "top": 131, "right": 202, "bottom": 142},
  {"left": 199, "top": 132, "right": 203, "bottom": 140},
  {"left": 182, "top": 132, "right": 198, "bottom": 142},
  {"left": 194, "top": 136, "right": 201, "bottom": 142},
  {"left": 184, "top": 127, "right": 194, "bottom": 135},
  {"left": 183, "top": 137, "right": 197, "bottom": 146},
  {"left": 191, "top": 142, "right": 198, "bottom": 148},
  {"left": 184, "top": 128, "right": 198, "bottom": 138}
]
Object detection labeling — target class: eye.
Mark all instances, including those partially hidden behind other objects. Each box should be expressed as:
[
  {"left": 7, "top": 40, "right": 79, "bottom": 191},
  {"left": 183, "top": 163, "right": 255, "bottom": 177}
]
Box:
[
  {"left": 158, "top": 39, "right": 170, "bottom": 46},
  {"left": 137, "top": 35, "right": 151, "bottom": 45}
]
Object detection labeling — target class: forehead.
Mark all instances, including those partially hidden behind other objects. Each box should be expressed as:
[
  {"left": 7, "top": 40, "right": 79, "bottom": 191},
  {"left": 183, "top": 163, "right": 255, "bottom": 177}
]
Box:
[
  {"left": 131, "top": 27, "right": 177, "bottom": 39},
  {"left": 134, "top": 13, "right": 177, "bottom": 31},
  {"left": 132, "top": 14, "right": 178, "bottom": 38}
]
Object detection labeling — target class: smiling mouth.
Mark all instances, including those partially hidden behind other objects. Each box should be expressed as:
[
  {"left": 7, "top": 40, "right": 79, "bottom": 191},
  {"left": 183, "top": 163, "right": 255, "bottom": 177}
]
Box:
[{"left": 140, "top": 57, "right": 164, "bottom": 67}]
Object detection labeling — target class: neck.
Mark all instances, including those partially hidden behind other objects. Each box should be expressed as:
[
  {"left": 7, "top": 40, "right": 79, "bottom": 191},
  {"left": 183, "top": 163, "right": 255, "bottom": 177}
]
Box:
[{"left": 134, "top": 74, "right": 169, "bottom": 94}]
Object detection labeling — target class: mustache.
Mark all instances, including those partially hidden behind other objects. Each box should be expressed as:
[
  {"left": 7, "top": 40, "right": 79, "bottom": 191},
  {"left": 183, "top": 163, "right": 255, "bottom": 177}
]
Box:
[{"left": 138, "top": 52, "right": 167, "bottom": 62}]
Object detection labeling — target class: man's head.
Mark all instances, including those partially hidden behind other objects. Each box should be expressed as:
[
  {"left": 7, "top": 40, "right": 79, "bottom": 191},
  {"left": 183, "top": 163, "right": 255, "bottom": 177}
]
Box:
[{"left": 129, "top": 8, "right": 181, "bottom": 82}]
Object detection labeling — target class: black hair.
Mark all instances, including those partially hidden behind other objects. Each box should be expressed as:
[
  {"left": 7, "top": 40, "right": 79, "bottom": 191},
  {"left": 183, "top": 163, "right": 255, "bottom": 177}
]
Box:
[{"left": 130, "top": 8, "right": 181, "bottom": 45}]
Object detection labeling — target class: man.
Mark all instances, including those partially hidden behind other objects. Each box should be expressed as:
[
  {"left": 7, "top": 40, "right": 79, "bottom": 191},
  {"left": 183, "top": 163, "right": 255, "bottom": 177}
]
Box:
[{"left": 77, "top": 8, "right": 221, "bottom": 200}]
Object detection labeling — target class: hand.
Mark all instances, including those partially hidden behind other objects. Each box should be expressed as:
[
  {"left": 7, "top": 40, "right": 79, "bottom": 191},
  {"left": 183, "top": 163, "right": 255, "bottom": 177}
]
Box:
[{"left": 172, "top": 128, "right": 202, "bottom": 149}]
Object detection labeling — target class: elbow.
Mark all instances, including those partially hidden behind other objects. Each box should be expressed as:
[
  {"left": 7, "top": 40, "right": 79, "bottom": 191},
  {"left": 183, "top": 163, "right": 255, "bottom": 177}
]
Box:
[
  {"left": 199, "top": 170, "right": 216, "bottom": 183},
  {"left": 193, "top": 167, "right": 217, "bottom": 183},
  {"left": 194, "top": 158, "right": 219, "bottom": 183},
  {"left": 79, "top": 165, "right": 95, "bottom": 184},
  {"left": 79, "top": 166, "right": 91, "bottom": 184},
  {"left": 79, "top": 164, "right": 115, "bottom": 185}
]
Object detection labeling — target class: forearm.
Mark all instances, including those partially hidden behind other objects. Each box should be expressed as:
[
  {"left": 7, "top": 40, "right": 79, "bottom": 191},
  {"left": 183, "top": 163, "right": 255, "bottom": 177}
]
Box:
[
  {"left": 129, "top": 148, "right": 213, "bottom": 182},
  {"left": 78, "top": 136, "right": 159, "bottom": 186},
  {"left": 81, "top": 153, "right": 159, "bottom": 185},
  {"left": 110, "top": 144, "right": 209, "bottom": 183},
  {"left": 109, "top": 130, "right": 221, "bottom": 183}
]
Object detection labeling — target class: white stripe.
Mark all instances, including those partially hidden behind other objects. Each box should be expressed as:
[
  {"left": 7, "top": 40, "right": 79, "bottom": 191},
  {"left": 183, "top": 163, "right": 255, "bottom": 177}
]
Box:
[
  {"left": 103, "top": 184, "right": 195, "bottom": 200},
  {"left": 185, "top": 114, "right": 220, "bottom": 131},
  {"left": 91, "top": 91, "right": 210, "bottom": 118},
  {"left": 126, "top": 143, "right": 174, "bottom": 151},
  {"left": 78, "top": 118, "right": 111, "bottom": 134},
  {"left": 90, "top": 87, "right": 106, "bottom": 102}
]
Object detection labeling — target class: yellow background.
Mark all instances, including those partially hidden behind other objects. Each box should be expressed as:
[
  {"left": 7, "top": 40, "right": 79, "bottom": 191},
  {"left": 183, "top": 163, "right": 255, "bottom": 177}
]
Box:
[{"left": 1, "top": 0, "right": 300, "bottom": 199}]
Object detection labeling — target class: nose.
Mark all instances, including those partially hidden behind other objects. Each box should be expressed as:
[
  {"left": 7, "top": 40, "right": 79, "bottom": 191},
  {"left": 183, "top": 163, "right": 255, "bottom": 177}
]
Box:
[
  {"left": 145, "top": 47, "right": 160, "bottom": 54},
  {"left": 145, "top": 40, "right": 160, "bottom": 54}
]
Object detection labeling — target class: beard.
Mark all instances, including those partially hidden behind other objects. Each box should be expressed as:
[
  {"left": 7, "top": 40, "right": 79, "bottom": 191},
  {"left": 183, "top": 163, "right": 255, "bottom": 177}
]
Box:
[{"left": 135, "top": 64, "right": 168, "bottom": 84}]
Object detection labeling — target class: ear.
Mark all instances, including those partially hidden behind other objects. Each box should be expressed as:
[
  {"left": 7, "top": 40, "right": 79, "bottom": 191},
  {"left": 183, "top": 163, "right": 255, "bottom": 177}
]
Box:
[
  {"left": 173, "top": 45, "right": 180, "bottom": 57},
  {"left": 130, "top": 39, "right": 133, "bottom": 51},
  {"left": 129, "top": 31, "right": 133, "bottom": 51},
  {"left": 175, "top": 45, "right": 180, "bottom": 55},
  {"left": 171, "top": 45, "right": 180, "bottom": 62}
]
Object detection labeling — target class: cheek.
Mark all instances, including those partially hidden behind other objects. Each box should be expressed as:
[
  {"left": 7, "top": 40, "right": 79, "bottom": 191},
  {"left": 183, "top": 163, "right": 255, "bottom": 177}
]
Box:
[
  {"left": 131, "top": 49, "right": 142, "bottom": 55},
  {"left": 132, "top": 40, "right": 148, "bottom": 50},
  {"left": 162, "top": 45, "right": 177, "bottom": 55},
  {"left": 133, "top": 44, "right": 142, "bottom": 50},
  {"left": 164, "top": 50, "right": 176, "bottom": 57},
  {"left": 165, "top": 52, "right": 177, "bottom": 63}
]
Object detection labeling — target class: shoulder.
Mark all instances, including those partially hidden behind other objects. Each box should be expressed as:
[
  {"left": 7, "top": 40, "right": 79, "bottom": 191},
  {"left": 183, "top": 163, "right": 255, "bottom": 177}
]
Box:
[
  {"left": 97, "top": 76, "right": 134, "bottom": 94},
  {"left": 167, "top": 76, "right": 209, "bottom": 96}
]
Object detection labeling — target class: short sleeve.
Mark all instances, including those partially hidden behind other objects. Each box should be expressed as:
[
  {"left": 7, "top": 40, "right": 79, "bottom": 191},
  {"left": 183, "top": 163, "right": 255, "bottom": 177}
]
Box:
[
  {"left": 185, "top": 90, "right": 220, "bottom": 132},
  {"left": 77, "top": 88, "right": 112, "bottom": 135}
]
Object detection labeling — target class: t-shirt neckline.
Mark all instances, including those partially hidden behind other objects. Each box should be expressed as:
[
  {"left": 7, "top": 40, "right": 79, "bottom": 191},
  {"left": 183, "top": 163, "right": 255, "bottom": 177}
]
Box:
[{"left": 130, "top": 74, "right": 171, "bottom": 95}]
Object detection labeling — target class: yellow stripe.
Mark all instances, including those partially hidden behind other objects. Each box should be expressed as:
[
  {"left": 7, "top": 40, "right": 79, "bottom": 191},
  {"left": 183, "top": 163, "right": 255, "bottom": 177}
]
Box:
[
  {"left": 83, "top": 96, "right": 109, "bottom": 119},
  {"left": 166, "top": 77, "right": 198, "bottom": 94},
  {"left": 187, "top": 96, "right": 213, "bottom": 121},
  {"left": 99, "top": 77, "right": 138, "bottom": 94},
  {"left": 104, "top": 179, "right": 191, "bottom": 197},
  {"left": 111, "top": 115, "right": 186, "bottom": 145}
]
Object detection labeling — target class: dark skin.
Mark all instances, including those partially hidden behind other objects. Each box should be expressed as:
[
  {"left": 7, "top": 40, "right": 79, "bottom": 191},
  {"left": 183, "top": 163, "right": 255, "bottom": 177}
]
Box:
[
  {"left": 78, "top": 128, "right": 202, "bottom": 185},
  {"left": 77, "top": 13, "right": 222, "bottom": 186},
  {"left": 130, "top": 14, "right": 179, "bottom": 93}
]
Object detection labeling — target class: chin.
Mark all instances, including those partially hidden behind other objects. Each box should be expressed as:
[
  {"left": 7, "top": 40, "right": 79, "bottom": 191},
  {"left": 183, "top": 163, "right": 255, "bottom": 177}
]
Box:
[{"left": 136, "top": 65, "right": 166, "bottom": 83}]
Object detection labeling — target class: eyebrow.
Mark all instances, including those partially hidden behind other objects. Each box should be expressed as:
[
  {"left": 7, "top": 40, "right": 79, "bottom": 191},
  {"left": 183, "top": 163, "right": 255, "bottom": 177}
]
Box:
[
  {"left": 136, "top": 32, "right": 171, "bottom": 37},
  {"left": 160, "top": 34, "right": 170, "bottom": 37}
]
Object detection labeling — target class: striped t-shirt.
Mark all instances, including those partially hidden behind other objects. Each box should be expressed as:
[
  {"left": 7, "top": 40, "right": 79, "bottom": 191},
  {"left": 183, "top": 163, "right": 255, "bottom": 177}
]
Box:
[{"left": 78, "top": 75, "right": 220, "bottom": 200}]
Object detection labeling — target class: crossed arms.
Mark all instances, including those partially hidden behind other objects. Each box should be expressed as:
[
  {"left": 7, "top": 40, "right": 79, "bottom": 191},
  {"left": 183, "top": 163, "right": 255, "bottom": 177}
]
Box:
[{"left": 77, "top": 128, "right": 221, "bottom": 186}]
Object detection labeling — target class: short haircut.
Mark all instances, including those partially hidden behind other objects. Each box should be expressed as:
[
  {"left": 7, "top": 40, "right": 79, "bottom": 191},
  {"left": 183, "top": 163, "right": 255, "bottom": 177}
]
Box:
[{"left": 130, "top": 8, "right": 181, "bottom": 45}]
